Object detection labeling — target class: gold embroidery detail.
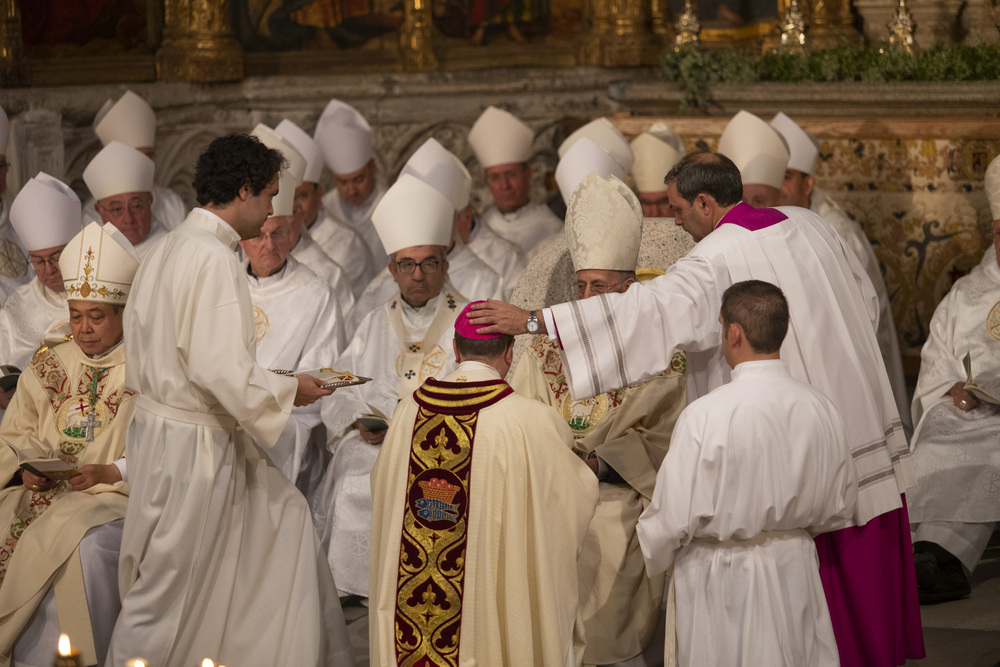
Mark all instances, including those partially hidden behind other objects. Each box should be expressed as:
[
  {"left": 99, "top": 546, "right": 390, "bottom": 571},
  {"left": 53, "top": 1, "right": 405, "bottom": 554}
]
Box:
[
  {"left": 987, "top": 300, "right": 1000, "bottom": 342},
  {"left": 253, "top": 305, "right": 269, "bottom": 343}
]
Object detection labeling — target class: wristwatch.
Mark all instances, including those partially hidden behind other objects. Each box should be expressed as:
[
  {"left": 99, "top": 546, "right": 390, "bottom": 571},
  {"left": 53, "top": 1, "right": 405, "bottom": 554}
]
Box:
[{"left": 526, "top": 310, "right": 539, "bottom": 334}]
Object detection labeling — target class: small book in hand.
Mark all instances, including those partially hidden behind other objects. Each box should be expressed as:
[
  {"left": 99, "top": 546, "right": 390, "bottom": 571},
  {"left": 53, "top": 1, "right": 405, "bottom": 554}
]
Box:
[
  {"left": 4, "top": 438, "right": 79, "bottom": 480},
  {"left": 962, "top": 352, "right": 1000, "bottom": 404},
  {"left": 357, "top": 405, "right": 390, "bottom": 433}
]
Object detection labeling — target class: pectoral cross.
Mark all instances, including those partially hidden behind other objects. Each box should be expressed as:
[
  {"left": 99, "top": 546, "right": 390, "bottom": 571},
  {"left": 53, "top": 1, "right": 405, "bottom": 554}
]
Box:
[{"left": 84, "top": 411, "right": 102, "bottom": 442}]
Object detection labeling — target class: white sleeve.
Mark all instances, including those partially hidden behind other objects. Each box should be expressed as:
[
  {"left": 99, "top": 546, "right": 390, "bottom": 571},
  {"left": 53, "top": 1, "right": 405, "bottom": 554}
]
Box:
[{"left": 113, "top": 457, "right": 127, "bottom": 484}]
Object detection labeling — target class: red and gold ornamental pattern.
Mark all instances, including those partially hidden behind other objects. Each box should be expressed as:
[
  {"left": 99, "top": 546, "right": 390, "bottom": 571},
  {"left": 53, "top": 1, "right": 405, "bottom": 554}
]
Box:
[{"left": 394, "top": 378, "right": 511, "bottom": 667}]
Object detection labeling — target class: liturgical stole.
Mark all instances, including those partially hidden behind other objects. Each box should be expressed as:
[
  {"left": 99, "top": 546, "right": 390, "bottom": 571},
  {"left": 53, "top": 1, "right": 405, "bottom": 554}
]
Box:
[{"left": 388, "top": 293, "right": 460, "bottom": 400}]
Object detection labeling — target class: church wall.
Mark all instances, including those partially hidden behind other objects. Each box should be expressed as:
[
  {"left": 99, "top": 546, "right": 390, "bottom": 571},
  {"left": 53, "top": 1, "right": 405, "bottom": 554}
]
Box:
[{"left": 0, "top": 71, "right": 997, "bottom": 375}]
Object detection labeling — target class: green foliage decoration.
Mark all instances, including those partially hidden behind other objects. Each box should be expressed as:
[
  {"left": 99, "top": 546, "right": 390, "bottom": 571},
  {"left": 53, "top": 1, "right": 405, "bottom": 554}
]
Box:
[{"left": 663, "top": 43, "right": 1000, "bottom": 112}]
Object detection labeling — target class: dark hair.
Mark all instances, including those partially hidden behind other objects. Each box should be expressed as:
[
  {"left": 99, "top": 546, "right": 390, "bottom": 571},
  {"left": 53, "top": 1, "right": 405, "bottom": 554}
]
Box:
[
  {"left": 193, "top": 134, "right": 287, "bottom": 207},
  {"left": 720, "top": 280, "right": 789, "bottom": 354},
  {"left": 664, "top": 151, "right": 743, "bottom": 207},
  {"left": 454, "top": 332, "right": 513, "bottom": 360}
]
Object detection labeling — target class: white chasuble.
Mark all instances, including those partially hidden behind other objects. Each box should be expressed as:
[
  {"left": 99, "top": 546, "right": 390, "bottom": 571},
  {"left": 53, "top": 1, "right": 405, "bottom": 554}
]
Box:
[
  {"left": 812, "top": 187, "right": 912, "bottom": 436},
  {"left": 637, "top": 360, "right": 857, "bottom": 667},
  {"left": 510, "top": 335, "right": 687, "bottom": 665},
  {"left": 370, "top": 362, "right": 598, "bottom": 667},
  {"left": 306, "top": 212, "right": 375, "bottom": 300},
  {"left": 0, "top": 341, "right": 131, "bottom": 667},
  {"left": 0, "top": 201, "right": 32, "bottom": 306},
  {"left": 547, "top": 203, "right": 910, "bottom": 526},
  {"left": 106, "top": 208, "right": 352, "bottom": 667},
  {"left": 315, "top": 288, "right": 466, "bottom": 597},
  {"left": 246, "top": 256, "right": 346, "bottom": 485},
  {"left": 465, "top": 219, "right": 525, "bottom": 300},
  {"left": 906, "top": 246, "right": 1000, "bottom": 527},
  {"left": 321, "top": 179, "right": 388, "bottom": 273},
  {"left": 482, "top": 201, "right": 564, "bottom": 257},
  {"left": 0, "top": 278, "right": 69, "bottom": 370}
]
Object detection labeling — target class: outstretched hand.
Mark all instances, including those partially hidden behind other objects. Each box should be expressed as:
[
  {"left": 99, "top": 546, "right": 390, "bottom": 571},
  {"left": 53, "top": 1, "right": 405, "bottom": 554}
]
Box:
[
  {"left": 294, "top": 374, "right": 335, "bottom": 407},
  {"left": 466, "top": 300, "right": 543, "bottom": 336}
]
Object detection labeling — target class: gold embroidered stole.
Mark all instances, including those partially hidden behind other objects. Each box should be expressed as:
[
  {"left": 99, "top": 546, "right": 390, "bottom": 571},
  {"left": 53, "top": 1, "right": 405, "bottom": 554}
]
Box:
[
  {"left": 388, "top": 292, "right": 459, "bottom": 400},
  {"left": 393, "top": 377, "right": 511, "bottom": 667}
]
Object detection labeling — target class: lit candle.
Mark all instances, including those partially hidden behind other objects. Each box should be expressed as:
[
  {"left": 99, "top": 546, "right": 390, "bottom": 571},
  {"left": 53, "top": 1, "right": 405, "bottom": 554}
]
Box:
[
  {"left": 125, "top": 660, "right": 148, "bottom": 667},
  {"left": 54, "top": 634, "right": 82, "bottom": 667},
  {"left": 202, "top": 660, "right": 215, "bottom": 667}
]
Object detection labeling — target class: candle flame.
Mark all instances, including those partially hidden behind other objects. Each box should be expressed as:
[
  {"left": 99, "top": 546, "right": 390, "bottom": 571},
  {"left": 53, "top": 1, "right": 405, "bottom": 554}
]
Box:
[
  {"left": 58, "top": 633, "right": 72, "bottom": 656},
  {"left": 202, "top": 659, "right": 215, "bottom": 667}
]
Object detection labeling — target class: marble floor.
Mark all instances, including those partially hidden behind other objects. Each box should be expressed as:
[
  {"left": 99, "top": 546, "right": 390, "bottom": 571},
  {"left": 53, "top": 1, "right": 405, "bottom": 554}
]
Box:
[{"left": 343, "top": 537, "right": 1000, "bottom": 666}]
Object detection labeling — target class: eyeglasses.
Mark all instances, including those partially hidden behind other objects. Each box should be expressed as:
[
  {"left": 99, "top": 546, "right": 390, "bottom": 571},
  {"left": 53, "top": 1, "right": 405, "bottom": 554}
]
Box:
[
  {"left": 395, "top": 259, "right": 442, "bottom": 274},
  {"left": 101, "top": 198, "right": 152, "bottom": 218},
  {"left": 576, "top": 280, "right": 623, "bottom": 297},
  {"left": 30, "top": 252, "right": 62, "bottom": 268}
]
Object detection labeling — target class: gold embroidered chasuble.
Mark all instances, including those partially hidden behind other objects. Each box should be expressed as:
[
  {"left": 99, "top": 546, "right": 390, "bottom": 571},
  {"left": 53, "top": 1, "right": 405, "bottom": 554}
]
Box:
[
  {"left": 510, "top": 335, "right": 687, "bottom": 665},
  {"left": 371, "top": 362, "right": 599, "bottom": 667},
  {"left": 0, "top": 340, "right": 131, "bottom": 666}
]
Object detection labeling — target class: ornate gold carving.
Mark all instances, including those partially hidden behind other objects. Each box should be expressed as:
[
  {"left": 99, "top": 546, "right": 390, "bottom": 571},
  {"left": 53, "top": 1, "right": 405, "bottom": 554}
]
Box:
[
  {"left": 674, "top": 0, "right": 701, "bottom": 48},
  {"left": 777, "top": 0, "right": 807, "bottom": 54},
  {"left": 0, "top": 0, "right": 29, "bottom": 87},
  {"left": 887, "top": 0, "right": 916, "bottom": 53},
  {"left": 157, "top": 0, "right": 244, "bottom": 82},
  {"left": 790, "top": 0, "right": 861, "bottom": 50},
  {"left": 579, "top": 0, "right": 657, "bottom": 65},
  {"left": 399, "top": 0, "right": 438, "bottom": 71}
]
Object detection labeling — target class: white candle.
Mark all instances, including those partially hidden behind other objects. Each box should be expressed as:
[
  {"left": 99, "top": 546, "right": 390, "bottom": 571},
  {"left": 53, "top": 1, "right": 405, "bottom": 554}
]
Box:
[
  {"left": 125, "top": 660, "right": 148, "bottom": 667},
  {"left": 202, "top": 660, "right": 215, "bottom": 667}
]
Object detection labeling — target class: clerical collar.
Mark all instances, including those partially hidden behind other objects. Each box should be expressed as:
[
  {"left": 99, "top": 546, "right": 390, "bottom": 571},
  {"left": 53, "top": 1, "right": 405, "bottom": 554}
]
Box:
[
  {"left": 86, "top": 336, "right": 124, "bottom": 360},
  {"left": 400, "top": 290, "right": 443, "bottom": 316}
]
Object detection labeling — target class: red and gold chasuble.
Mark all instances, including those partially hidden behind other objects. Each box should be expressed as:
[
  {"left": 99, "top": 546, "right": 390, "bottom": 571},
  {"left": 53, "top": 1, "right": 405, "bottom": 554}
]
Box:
[{"left": 393, "top": 377, "right": 512, "bottom": 667}]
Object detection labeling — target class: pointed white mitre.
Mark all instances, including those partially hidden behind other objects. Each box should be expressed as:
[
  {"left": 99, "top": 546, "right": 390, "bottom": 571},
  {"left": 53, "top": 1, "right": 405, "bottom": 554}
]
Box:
[
  {"left": 559, "top": 118, "right": 634, "bottom": 173},
  {"left": 718, "top": 110, "right": 790, "bottom": 190},
  {"left": 555, "top": 137, "right": 626, "bottom": 203},
  {"left": 0, "top": 106, "right": 8, "bottom": 155},
  {"left": 566, "top": 172, "right": 643, "bottom": 272},
  {"left": 313, "top": 99, "right": 373, "bottom": 175},
  {"left": 399, "top": 137, "right": 472, "bottom": 210},
  {"left": 251, "top": 124, "right": 306, "bottom": 219},
  {"left": 10, "top": 172, "right": 82, "bottom": 251},
  {"left": 770, "top": 112, "right": 819, "bottom": 175},
  {"left": 372, "top": 173, "right": 454, "bottom": 255},
  {"left": 276, "top": 119, "right": 324, "bottom": 184},
  {"left": 83, "top": 141, "right": 155, "bottom": 202},
  {"left": 986, "top": 154, "right": 1000, "bottom": 221},
  {"left": 630, "top": 124, "right": 684, "bottom": 192},
  {"left": 94, "top": 90, "right": 156, "bottom": 149},
  {"left": 60, "top": 221, "right": 140, "bottom": 305},
  {"left": 468, "top": 106, "right": 533, "bottom": 169}
]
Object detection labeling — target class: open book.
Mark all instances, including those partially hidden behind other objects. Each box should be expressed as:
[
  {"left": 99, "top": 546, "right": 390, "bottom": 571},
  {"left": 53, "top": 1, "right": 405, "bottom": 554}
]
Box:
[
  {"left": 272, "top": 367, "right": 372, "bottom": 389},
  {"left": 357, "top": 405, "right": 390, "bottom": 433},
  {"left": 4, "top": 440, "right": 78, "bottom": 480},
  {"left": 962, "top": 352, "right": 1000, "bottom": 404}
]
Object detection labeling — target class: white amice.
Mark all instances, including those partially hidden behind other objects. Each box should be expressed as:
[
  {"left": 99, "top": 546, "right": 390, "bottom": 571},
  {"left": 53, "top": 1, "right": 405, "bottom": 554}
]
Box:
[
  {"left": 313, "top": 287, "right": 466, "bottom": 597},
  {"left": 481, "top": 201, "right": 563, "bottom": 257}
]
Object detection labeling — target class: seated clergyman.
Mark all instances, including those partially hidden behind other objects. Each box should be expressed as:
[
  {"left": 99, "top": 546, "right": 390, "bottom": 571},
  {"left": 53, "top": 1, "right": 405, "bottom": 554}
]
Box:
[{"left": 0, "top": 221, "right": 140, "bottom": 667}]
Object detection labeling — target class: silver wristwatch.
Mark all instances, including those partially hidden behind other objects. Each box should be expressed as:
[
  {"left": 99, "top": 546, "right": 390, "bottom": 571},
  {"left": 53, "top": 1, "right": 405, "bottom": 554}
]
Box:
[{"left": 526, "top": 310, "right": 539, "bottom": 334}]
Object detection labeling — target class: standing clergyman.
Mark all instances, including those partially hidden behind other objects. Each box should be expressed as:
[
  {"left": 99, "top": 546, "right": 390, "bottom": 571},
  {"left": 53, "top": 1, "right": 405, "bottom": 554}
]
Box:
[{"left": 106, "top": 134, "right": 352, "bottom": 667}]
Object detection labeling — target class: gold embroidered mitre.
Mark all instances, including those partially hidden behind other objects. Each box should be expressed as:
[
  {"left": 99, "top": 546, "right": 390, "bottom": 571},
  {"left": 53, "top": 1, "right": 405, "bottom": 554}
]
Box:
[
  {"left": 566, "top": 172, "right": 643, "bottom": 272},
  {"left": 60, "top": 221, "right": 140, "bottom": 305}
]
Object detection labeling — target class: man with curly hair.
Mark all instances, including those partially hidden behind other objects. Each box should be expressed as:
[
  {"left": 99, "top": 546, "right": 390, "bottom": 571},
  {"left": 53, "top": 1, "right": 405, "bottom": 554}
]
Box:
[{"left": 106, "top": 134, "right": 352, "bottom": 667}]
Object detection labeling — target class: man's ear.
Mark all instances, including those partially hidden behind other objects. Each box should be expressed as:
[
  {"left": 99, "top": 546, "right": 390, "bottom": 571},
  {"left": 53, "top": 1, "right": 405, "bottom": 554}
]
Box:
[
  {"left": 504, "top": 339, "right": 514, "bottom": 364},
  {"left": 238, "top": 181, "right": 252, "bottom": 201},
  {"left": 804, "top": 175, "right": 816, "bottom": 199},
  {"left": 694, "top": 193, "right": 711, "bottom": 212},
  {"left": 453, "top": 338, "right": 462, "bottom": 363}
]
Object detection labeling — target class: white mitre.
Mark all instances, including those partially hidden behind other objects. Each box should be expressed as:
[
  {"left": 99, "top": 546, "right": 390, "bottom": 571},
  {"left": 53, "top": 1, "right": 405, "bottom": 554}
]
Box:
[
  {"left": 986, "top": 154, "right": 1000, "bottom": 221},
  {"left": 399, "top": 137, "right": 471, "bottom": 210},
  {"left": 251, "top": 123, "right": 306, "bottom": 219},
  {"left": 60, "top": 221, "right": 140, "bottom": 305},
  {"left": 372, "top": 173, "right": 453, "bottom": 255},
  {"left": 558, "top": 118, "right": 634, "bottom": 173},
  {"left": 0, "top": 106, "right": 8, "bottom": 155},
  {"left": 630, "top": 122, "right": 684, "bottom": 192},
  {"left": 567, "top": 172, "right": 643, "bottom": 272},
  {"left": 94, "top": 90, "right": 156, "bottom": 149},
  {"left": 83, "top": 142, "right": 155, "bottom": 201},
  {"left": 10, "top": 173, "right": 82, "bottom": 252},
  {"left": 314, "top": 99, "right": 373, "bottom": 175},
  {"left": 275, "top": 119, "right": 324, "bottom": 184},
  {"left": 770, "top": 112, "right": 819, "bottom": 175},
  {"left": 555, "top": 137, "right": 626, "bottom": 203},
  {"left": 718, "top": 110, "right": 790, "bottom": 190},
  {"left": 468, "top": 106, "right": 533, "bottom": 169}
]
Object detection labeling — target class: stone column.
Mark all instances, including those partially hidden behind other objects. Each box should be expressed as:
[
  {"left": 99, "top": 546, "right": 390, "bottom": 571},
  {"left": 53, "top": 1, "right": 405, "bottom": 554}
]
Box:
[
  {"left": 157, "top": 0, "right": 243, "bottom": 82},
  {"left": 0, "top": 0, "right": 28, "bottom": 87},
  {"left": 793, "top": 0, "right": 862, "bottom": 48},
  {"left": 579, "top": 0, "right": 657, "bottom": 66},
  {"left": 399, "top": 0, "right": 438, "bottom": 71}
]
